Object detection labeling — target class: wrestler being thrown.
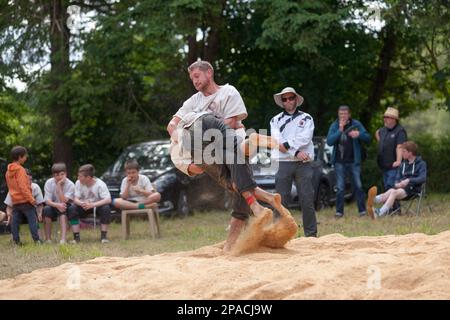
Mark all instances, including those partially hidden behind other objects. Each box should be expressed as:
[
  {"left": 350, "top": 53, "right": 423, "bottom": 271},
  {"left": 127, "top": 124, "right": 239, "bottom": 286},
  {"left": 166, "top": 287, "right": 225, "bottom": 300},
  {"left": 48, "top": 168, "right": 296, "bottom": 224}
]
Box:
[{"left": 170, "top": 113, "right": 298, "bottom": 252}]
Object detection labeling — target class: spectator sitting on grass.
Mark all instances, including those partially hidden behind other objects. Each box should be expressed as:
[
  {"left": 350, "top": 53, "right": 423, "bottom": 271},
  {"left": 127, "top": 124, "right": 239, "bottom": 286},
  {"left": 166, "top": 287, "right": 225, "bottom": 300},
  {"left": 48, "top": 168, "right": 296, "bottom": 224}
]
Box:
[
  {"left": 112, "top": 159, "right": 161, "bottom": 210},
  {"left": 367, "top": 141, "right": 427, "bottom": 219}
]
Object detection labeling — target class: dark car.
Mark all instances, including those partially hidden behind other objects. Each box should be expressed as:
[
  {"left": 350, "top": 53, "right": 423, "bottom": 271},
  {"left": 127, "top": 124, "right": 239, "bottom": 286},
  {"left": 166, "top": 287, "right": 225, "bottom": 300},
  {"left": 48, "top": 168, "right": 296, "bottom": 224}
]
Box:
[
  {"left": 250, "top": 137, "right": 353, "bottom": 211},
  {"left": 100, "top": 140, "right": 229, "bottom": 217}
]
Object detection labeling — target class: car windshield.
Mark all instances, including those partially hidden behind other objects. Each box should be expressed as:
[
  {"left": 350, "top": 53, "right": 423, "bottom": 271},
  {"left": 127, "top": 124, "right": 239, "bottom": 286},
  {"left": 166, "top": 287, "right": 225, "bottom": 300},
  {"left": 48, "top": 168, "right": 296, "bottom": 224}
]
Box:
[{"left": 111, "top": 143, "right": 172, "bottom": 173}]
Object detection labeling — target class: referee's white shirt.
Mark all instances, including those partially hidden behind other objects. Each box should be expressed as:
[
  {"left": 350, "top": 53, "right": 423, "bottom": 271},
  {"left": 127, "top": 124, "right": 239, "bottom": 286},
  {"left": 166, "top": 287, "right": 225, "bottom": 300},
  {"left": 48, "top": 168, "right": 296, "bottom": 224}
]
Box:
[{"left": 270, "top": 109, "right": 315, "bottom": 162}]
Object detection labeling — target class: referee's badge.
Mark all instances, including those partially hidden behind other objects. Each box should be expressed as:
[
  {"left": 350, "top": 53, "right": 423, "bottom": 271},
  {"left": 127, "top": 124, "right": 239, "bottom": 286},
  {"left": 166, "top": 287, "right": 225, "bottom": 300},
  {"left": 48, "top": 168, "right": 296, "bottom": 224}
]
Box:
[{"left": 299, "top": 119, "right": 305, "bottom": 128}]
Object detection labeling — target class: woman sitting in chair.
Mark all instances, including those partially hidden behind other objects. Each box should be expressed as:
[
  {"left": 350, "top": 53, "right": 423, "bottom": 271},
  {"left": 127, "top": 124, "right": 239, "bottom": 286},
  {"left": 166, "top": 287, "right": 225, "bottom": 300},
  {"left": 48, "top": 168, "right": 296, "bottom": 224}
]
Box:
[{"left": 367, "top": 141, "right": 427, "bottom": 219}]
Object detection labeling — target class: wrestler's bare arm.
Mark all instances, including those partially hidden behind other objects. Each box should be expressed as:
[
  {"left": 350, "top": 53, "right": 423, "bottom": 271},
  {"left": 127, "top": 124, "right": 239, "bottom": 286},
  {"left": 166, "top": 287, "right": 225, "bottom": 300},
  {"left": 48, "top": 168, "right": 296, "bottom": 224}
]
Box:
[
  {"left": 187, "top": 164, "right": 204, "bottom": 175},
  {"left": 224, "top": 116, "right": 245, "bottom": 130},
  {"left": 167, "top": 116, "right": 181, "bottom": 139}
]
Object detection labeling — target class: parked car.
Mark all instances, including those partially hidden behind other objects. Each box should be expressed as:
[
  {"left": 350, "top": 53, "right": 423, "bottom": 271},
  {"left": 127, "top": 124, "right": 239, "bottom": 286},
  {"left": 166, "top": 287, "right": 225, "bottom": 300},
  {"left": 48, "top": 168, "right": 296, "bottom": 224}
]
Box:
[
  {"left": 250, "top": 137, "right": 353, "bottom": 211},
  {"left": 102, "top": 137, "right": 353, "bottom": 217},
  {"left": 100, "top": 140, "right": 229, "bottom": 218}
]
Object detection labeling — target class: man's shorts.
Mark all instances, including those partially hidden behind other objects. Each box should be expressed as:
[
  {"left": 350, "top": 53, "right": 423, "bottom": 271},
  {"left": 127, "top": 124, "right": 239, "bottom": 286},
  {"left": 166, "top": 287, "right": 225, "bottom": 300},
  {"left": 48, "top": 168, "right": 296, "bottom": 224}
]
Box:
[{"left": 43, "top": 205, "right": 71, "bottom": 221}]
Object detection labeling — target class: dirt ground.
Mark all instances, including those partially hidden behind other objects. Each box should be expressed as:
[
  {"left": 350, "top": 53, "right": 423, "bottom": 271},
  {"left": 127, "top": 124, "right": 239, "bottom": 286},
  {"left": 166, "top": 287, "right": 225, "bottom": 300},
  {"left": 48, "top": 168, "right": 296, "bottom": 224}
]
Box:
[{"left": 1, "top": 230, "right": 450, "bottom": 300}]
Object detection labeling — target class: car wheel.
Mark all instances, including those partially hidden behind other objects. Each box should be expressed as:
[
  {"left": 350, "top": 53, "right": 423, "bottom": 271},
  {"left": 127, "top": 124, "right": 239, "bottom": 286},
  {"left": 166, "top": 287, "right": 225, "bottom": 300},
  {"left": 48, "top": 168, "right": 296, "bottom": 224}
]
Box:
[
  {"left": 315, "top": 182, "right": 331, "bottom": 211},
  {"left": 177, "top": 190, "right": 191, "bottom": 218}
]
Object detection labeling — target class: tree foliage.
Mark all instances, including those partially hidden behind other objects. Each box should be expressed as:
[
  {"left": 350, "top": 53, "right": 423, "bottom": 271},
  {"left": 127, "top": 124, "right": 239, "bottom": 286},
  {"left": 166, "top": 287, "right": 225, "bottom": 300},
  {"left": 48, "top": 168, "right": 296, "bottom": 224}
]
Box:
[{"left": 0, "top": 0, "right": 448, "bottom": 189}]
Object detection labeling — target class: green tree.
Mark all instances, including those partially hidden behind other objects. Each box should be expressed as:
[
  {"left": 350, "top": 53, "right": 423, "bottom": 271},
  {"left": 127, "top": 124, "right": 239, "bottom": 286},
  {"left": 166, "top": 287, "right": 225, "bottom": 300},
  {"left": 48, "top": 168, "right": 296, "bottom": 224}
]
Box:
[
  {"left": 0, "top": 88, "right": 51, "bottom": 181},
  {"left": 0, "top": 0, "right": 116, "bottom": 174}
]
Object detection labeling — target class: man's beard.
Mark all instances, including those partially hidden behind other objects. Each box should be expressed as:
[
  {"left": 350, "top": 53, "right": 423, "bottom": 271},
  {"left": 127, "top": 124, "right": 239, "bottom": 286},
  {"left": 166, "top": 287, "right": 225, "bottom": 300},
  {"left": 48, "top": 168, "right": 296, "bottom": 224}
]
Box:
[{"left": 197, "top": 79, "right": 210, "bottom": 92}]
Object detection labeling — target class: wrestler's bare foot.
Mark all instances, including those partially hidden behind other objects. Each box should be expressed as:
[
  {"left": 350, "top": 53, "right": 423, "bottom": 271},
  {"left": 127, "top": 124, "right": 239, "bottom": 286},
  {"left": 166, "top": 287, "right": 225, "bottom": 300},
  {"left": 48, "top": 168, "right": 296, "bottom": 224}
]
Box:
[
  {"left": 254, "top": 188, "right": 282, "bottom": 207},
  {"left": 249, "top": 201, "right": 271, "bottom": 218},
  {"left": 249, "top": 133, "right": 278, "bottom": 149},
  {"left": 242, "top": 134, "right": 279, "bottom": 157},
  {"left": 254, "top": 189, "right": 290, "bottom": 219}
]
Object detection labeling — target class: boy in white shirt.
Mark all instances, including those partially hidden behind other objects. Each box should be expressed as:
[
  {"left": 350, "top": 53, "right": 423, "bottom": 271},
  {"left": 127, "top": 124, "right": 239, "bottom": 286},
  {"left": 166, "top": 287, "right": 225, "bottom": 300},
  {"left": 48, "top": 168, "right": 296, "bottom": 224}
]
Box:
[
  {"left": 67, "top": 164, "right": 111, "bottom": 243},
  {"left": 112, "top": 159, "right": 161, "bottom": 210},
  {"left": 42, "top": 163, "right": 75, "bottom": 244}
]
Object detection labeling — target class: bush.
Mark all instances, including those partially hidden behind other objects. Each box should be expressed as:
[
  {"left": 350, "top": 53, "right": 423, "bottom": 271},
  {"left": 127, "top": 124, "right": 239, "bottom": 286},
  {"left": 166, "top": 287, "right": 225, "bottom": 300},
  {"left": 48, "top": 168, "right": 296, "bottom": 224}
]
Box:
[
  {"left": 413, "top": 134, "right": 450, "bottom": 193},
  {"left": 362, "top": 144, "right": 384, "bottom": 191}
]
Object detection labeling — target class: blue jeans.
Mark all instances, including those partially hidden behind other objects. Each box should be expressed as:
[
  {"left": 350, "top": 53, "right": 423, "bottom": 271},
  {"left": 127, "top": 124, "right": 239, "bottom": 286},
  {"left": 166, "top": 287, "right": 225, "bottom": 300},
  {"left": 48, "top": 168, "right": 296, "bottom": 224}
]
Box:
[
  {"left": 11, "top": 203, "right": 40, "bottom": 243},
  {"left": 383, "top": 168, "right": 397, "bottom": 191},
  {"left": 335, "top": 162, "right": 366, "bottom": 215}
]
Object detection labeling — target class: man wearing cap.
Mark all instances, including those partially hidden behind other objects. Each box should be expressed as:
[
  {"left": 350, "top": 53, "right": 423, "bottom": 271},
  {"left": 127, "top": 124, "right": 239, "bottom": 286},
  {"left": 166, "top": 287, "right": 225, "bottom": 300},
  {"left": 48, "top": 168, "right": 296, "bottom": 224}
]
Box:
[
  {"left": 375, "top": 107, "right": 407, "bottom": 191},
  {"left": 326, "top": 105, "right": 371, "bottom": 218},
  {"left": 270, "top": 87, "right": 317, "bottom": 237}
]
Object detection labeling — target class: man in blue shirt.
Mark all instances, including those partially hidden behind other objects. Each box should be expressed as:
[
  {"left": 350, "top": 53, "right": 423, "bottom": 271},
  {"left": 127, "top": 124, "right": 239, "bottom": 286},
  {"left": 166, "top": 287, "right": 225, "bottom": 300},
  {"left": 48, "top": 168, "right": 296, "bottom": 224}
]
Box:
[{"left": 326, "top": 105, "right": 371, "bottom": 218}]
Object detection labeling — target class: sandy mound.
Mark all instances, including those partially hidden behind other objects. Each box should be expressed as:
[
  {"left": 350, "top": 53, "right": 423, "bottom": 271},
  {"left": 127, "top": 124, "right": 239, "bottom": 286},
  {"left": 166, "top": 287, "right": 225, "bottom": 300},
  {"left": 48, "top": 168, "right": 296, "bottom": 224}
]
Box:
[{"left": 2, "top": 231, "right": 450, "bottom": 300}]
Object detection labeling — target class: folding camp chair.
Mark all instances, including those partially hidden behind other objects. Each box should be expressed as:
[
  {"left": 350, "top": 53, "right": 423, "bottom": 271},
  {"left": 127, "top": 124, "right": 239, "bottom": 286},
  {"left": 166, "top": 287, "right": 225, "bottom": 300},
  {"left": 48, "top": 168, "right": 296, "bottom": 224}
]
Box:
[{"left": 390, "top": 183, "right": 432, "bottom": 216}]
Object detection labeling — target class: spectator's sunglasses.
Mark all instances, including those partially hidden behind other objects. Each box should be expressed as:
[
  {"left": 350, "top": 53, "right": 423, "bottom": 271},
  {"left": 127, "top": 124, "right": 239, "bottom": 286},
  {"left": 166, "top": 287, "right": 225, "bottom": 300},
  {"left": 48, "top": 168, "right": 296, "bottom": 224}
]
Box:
[{"left": 281, "top": 95, "right": 296, "bottom": 102}]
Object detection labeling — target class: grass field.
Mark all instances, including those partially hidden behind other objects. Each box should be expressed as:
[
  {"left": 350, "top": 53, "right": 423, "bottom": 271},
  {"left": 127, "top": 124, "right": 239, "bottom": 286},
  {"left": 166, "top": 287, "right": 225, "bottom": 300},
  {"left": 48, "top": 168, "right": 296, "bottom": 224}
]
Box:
[{"left": 1, "top": 193, "right": 449, "bottom": 280}]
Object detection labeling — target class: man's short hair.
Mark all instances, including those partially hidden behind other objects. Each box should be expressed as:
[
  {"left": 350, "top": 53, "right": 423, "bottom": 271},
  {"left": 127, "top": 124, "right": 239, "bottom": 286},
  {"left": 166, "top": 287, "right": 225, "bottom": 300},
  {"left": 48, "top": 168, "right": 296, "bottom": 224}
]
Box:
[
  {"left": 338, "top": 105, "right": 351, "bottom": 112},
  {"left": 78, "top": 164, "right": 95, "bottom": 177},
  {"left": 401, "top": 141, "right": 418, "bottom": 156},
  {"left": 52, "top": 163, "right": 67, "bottom": 174},
  {"left": 10, "top": 146, "right": 28, "bottom": 161},
  {"left": 188, "top": 60, "right": 214, "bottom": 73},
  {"left": 124, "top": 159, "right": 140, "bottom": 171}
]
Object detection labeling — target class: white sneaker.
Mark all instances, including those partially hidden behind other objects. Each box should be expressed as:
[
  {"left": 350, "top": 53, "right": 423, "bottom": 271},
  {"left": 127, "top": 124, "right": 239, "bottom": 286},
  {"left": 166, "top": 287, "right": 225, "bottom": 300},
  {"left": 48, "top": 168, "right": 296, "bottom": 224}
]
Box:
[
  {"left": 59, "top": 239, "right": 67, "bottom": 245},
  {"left": 70, "top": 239, "right": 80, "bottom": 244},
  {"left": 101, "top": 238, "right": 110, "bottom": 244}
]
